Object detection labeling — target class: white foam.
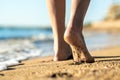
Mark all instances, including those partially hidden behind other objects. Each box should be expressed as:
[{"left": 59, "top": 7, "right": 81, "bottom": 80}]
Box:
[
  {"left": 0, "top": 39, "right": 48, "bottom": 71},
  {"left": 2, "top": 59, "right": 19, "bottom": 67},
  {"left": 0, "top": 65, "right": 7, "bottom": 71},
  {"left": 0, "top": 48, "right": 43, "bottom": 71},
  {"left": 0, "top": 59, "right": 20, "bottom": 71}
]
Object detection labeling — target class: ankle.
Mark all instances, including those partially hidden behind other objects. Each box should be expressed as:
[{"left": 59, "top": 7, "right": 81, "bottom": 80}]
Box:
[{"left": 68, "top": 20, "right": 83, "bottom": 30}]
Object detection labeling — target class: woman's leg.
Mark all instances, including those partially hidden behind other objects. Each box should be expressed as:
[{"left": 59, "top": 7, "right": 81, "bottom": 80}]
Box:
[
  {"left": 64, "top": 0, "right": 94, "bottom": 63},
  {"left": 46, "top": 0, "right": 72, "bottom": 61}
]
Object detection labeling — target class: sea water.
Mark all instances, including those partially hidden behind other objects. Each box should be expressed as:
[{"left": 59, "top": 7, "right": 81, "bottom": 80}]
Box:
[{"left": 0, "top": 27, "right": 120, "bottom": 71}]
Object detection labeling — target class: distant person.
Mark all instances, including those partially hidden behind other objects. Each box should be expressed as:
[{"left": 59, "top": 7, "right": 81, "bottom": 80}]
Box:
[{"left": 46, "top": 0, "right": 94, "bottom": 63}]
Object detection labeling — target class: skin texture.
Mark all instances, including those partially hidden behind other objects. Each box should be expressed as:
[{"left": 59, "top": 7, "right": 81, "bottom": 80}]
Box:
[{"left": 46, "top": 0, "right": 94, "bottom": 63}]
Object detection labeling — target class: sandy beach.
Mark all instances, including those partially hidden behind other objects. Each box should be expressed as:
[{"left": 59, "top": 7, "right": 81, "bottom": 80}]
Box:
[{"left": 0, "top": 46, "right": 120, "bottom": 80}]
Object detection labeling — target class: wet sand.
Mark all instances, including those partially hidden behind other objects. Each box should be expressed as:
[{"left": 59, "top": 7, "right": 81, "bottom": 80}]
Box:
[{"left": 0, "top": 46, "right": 120, "bottom": 80}]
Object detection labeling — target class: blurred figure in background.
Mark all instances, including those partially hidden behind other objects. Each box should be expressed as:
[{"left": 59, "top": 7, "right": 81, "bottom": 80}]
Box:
[{"left": 46, "top": 0, "right": 94, "bottom": 63}]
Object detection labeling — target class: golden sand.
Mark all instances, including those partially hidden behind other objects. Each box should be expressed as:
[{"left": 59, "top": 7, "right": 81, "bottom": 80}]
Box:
[{"left": 0, "top": 46, "right": 120, "bottom": 80}]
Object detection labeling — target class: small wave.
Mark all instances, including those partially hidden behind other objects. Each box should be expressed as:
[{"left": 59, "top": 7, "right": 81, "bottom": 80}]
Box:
[{"left": 0, "top": 49, "right": 43, "bottom": 71}]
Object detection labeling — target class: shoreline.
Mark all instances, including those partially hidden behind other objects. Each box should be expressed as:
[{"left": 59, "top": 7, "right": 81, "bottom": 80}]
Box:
[{"left": 0, "top": 45, "right": 120, "bottom": 80}]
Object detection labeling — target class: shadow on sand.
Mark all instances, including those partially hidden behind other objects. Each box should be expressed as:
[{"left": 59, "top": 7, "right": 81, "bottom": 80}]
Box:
[{"left": 93, "top": 55, "right": 120, "bottom": 62}]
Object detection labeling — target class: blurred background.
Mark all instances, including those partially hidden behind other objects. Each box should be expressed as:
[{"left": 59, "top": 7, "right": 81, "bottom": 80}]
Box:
[
  {"left": 0, "top": 0, "right": 119, "bottom": 26},
  {"left": 0, "top": 0, "right": 120, "bottom": 64},
  {"left": 0, "top": 0, "right": 120, "bottom": 38}
]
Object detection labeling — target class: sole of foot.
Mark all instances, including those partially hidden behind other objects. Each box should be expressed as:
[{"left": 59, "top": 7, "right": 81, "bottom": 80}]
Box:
[{"left": 64, "top": 28, "right": 94, "bottom": 63}]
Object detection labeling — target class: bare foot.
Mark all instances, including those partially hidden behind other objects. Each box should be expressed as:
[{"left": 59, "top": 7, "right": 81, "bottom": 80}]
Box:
[
  {"left": 53, "top": 41, "right": 73, "bottom": 61},
  {"left": 64, "top": 26, "right": 94, "bottom": 63}
]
